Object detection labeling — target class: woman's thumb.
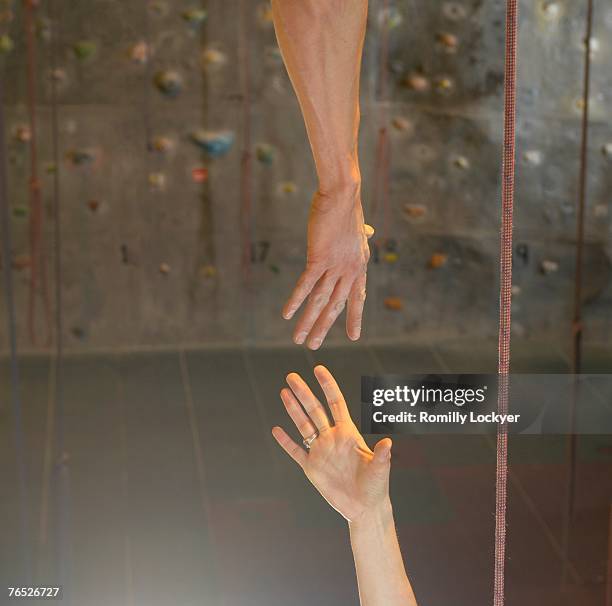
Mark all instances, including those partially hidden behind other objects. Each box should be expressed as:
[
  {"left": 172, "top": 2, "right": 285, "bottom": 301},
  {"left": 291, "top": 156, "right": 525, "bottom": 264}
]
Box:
[{"left": 372, "top": 437, "right": 392, "bottom": 466}]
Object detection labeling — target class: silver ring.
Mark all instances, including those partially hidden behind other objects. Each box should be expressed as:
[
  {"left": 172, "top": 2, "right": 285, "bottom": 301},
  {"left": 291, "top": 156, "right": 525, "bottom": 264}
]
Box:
[{"left": 303, "top": 431, "right": 319, "bottom": 451}]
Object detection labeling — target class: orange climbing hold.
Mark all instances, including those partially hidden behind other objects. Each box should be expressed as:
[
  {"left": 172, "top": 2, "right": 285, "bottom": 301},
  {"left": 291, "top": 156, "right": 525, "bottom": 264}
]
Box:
[
  {"left": 428, "top": 253, "right": 448, "bottom": 269},
  {"left": 384, "top": 297, "right": 403, "bottom": 311}
]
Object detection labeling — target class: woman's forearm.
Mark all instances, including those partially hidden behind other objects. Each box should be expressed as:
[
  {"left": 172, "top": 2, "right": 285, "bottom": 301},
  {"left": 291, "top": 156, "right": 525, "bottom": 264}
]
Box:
[
  {"left": 271, "top": 0, "right": 368, "bottom": 194},
  {"left": 349, "top": 499, "right": 418, "bottom": 606}
]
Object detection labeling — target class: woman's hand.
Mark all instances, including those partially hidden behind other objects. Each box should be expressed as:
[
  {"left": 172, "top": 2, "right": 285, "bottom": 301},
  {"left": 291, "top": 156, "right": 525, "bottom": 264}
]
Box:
[
  {"left": 271, "top": 365, "right": 392, "bottom": 524},
  {"left": 283, "top": 187, "right": 374, "bottom": 350}
]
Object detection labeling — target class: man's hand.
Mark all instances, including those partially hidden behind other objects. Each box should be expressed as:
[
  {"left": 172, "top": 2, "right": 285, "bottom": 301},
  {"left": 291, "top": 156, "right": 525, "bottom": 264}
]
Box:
[
  {"left": 271, "top": 365, "right": 392, "bottom": 524},
  {"left": 283, "top": 186, "right": 374, "bottom": 350}
]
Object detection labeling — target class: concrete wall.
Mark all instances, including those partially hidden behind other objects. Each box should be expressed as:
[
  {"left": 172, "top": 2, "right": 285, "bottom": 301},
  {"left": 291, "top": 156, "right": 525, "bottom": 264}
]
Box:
[{"left": 1, "top": 0, "right": 611, "bottom": 353}]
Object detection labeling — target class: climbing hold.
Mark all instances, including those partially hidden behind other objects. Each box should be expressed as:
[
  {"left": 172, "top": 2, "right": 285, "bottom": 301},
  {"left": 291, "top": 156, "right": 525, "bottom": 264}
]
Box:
[
  {"left": 256, "top": 143, "right": 275, "bottom": 165},
  {"left": 391, "top": 116, "right": 413, "bottom": 133},
  {"left": 511, "top": 285, "right": 521, "bottom": 296},
  {"left": 66, "top": 149, "right": 95, "bottom": 166},
  {"left": 182, "top": 8, "right": 207, "bottom": 24},
  {"left": 37, "top": 18, "right": 51, "bottom": 41},
  {"left": 191, "top": 167, "right": 209, "bottom": 183},
  {"left": 148, "top": 136, "right": 174, "bottom": 153},
  {"left": 434, "top": 76, "right": 454, "bottom": 92},
  {"left": 148, "top": 172, "right": 166, "bottom": 191},
  {"left": 12, "top": 205, "right": 28, "bottom": 219},
  {"left": 452, "top": 155, "right": 470, "bottom": 170},
  {"left": 190, "top": 129, "right": 234, "bottom": 157},
  {"left": 73, "top": 40, "right": 97, "bottom": 61},
  {"left": 269, "top": 264, "right": 280, "bottom": 274},
  {"left": 87, "top": 200, "right": 100, "bottom": 213},
  {"left": 12, "top": 255, "right": 31, "bottom": 271},
  {"left": 523, "top": 150, "right": 543, "bottom": 165},
  {"left": 540, "top": 1, "right": 562, "bottom": 21},
  {"left": 14, "top": 125, "right": 32, "bottom": 143},
  {"left": 0, "top": 33, "right": 13, "bottom": 53},
  {"left": 159, "top": 262, "right": 171, "bottom": 275},
  {"left": 383, "top": 252, "right": 398, "bottom": 264},
  {"left": 428, "top": 253, "right": 448, "bottom": 269},
  {"left": 49, "top": 67, "right": 67, "bottom": 83},
  {"left": 442, "top": 2, "right": 467, "bottom": 21},
  {"left": 384, "top": 297, "right": 403, "bottom": 311},
  {"left": 277, "top": 181, "right": 298, "bottom": 195},
  {"left": 403, "top": 204, "right": 426, "bottom": 220},
  {"left": 45, "top": 163, "right": 57, "bottom": 174},
  {"left": 593, "top": 204, "right": 608, "bottom": 218},
  {"left": 540, "top": 259, "right": 559, "bottom": 275},
  {"left": 71, "top": 326, "right": 86, "bottom": 340},
  {"left": 154, "top": 70, "right": 183, "bottom": 97},
  {"left": 436, "top": 32, "right": 458, "bottom": 52},
  {"left": 402, "top": 73, "right": 430, "bottom": 92},
  {"left": 378, "top": 6, "right": 403, "bottom": 29},
  {"left": 128, "top": 41, "right": 150, "bottom": 64},
  {"left": 601, "top": 143, "right": 612, "bottom": 158},
  {"left": 199, "top": 264, "right": 217, "bottom": 279},
  {"left": 201, "top": 48, "right": 227, "bottom": 70},
  {"left": 257, "top": 3, "right": 274, "bottom": 26}
]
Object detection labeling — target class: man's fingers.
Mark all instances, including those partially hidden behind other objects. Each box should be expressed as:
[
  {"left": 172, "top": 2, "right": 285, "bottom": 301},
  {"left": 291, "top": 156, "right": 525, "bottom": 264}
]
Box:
[
  {"left": 283, "top": 266, "right": 324, "bottom": 320},
  {"left": 364, "top": 224, "right": 375, "bottom": 239},
  {"left": 271, "top": 426, "right": 307, "bottom": 468},
  {"left": 280, "top": 387, "right": 318, "bottom": 438},
  {"left": 346, "top": 272, "right": 367, "bottom": 341},
  {"left": 286, "top": 372, "right": 331, "bottom": 431},
  {"left": 292, "top": 273, "right": 336, "bottom": 345},
  {"left": 306, "top": 279, "right": 352, "bottom": 350},
  {"left": 313, "top": 365, "right": 351, "bottom": 423}
]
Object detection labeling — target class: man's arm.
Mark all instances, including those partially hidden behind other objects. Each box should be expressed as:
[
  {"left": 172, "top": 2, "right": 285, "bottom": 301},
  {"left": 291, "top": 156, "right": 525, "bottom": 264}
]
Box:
[
  {"left": 271, "top": 365, "right": 418, "bottom": 606},
  {"left": 272, "top": 1, "right": 372, "bottom": 350}
]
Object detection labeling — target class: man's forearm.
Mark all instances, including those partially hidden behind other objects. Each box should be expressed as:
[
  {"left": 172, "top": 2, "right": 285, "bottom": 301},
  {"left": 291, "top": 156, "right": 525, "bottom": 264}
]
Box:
[
  {"left": 271, "top": 0, "right": 367, "bottom": 195},
  {"left": 349, "top": 499, "right": 418, "bottom": 606}
]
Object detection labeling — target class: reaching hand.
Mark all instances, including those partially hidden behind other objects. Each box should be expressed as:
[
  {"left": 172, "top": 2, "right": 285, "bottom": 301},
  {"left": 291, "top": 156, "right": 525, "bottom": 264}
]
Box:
[
  {"left": 283, "top": 187, "right": 374, "bottom": 350},
  {"left": 271, "top": 365, "right": 392, "bottom": 524}
]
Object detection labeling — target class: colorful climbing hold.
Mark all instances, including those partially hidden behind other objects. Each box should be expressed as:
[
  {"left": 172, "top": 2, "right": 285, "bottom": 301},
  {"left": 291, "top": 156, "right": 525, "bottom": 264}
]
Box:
[
  {"left": 384, "top": 297, "right": 403, "bottom": 311},
  {"left": 403, "top": 73, "right": 430, "bottom": 92},
  {"left": 403, "top": 204, "right": 426, "bottom": 220},
  {"left": 191, "top": 167, "right": 209, "bottom": 183},
  {"left": 277, "top": 181, "right": 298, "bottom": 195},
  {"left": 383, "top": 252, "right": 399, "bottom": 264},
  {"left": 190, "top": 129, "right": 234, "bottom": 157},
  {"left": 540, "top": 1, "right": 562, "bottom": 21},
  {"left": 378, "top": 6, "right": 403, "bottom": 29},
  {"left": 12, "top": 205, "right": 28, "bottom": 219},
  {"left": 0, "top": 33, "right": 13, "bottom": 53},
  {"left": 435, "top": 76, "right": 454, "bottom": 92},
  {"left": 201, "top": 48, "right": 227, "bottom": 70},
  {"left": 511, "top": 285, "right": 522, "bottom": 296},
  {"left": 66, "top": 149, "right": 95, "bottom": 166},
  {"left": 257, "top": 3, "right": 274, "bottom": 25},
  {"left": 199, "top": 264, "right": 216, "bottom": 279},
  {"left": 11, "top": 255, "right": 31, "bottom": 271},
  {"left": 540, "top": 259, "right": 559, "bottom": 274},
  {"left": 442, "top": 2, "right": 467, "bottom": 21},
  {"left": 148, "top": 136, "right": 174, "bottom": 153},
  {"left": 148, "top": 172, "right": 166, "bottom": 191},
  {"left": 601, "top": 143, "right": 612, "bottom": 158},
  {"left": 437, "top": 32, "right": 458, "bottom": 52},
  {"left": 49, "top": 67, "right": 67, "bottom": 83},
  {"left": 453, "top": 155, "right": 470, "bottom": 170},
  {"left": 523, "top": 150, "right": 543, "bottom": 165},
  {"left": 14, "top": 125, "right": 32, "bottom": 143},
  {"left": 391, "top": 116, "right": 413, "bottom": 133},
  {"left": 128, "top": 41, "right": 150, "bottom": 64},
  {"left": 256, "top": 143, "right": 275, "bottom": 165},
  {"left": 87, "top": 200, "right": 100, "bottom": 213},
  {"left": 73, "top": 40, "right": 97, "bottom": 61},
  {"left": 182, "top": 8, "right": 207, "bottom": 24},
  {"left": 159, "top": 263, "right": 171, "bottom": 274},
  {"left": 428, "top": 253, "right": 448, "bottom": 269},
  {"left": 269, "top": 264, "right": 280, "bottom": 274},
  {"left": 45, "top": 163, "right": 57, "bottom": 174},
  {"left": 154, "top": 70, "right": 183, "bottom": 97}
]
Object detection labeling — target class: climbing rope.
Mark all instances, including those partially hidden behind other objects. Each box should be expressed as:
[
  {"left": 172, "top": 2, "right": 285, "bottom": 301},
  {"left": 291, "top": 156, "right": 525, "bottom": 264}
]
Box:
[{"left": 493, "top": 0, "right": 518, "bottom": 604}]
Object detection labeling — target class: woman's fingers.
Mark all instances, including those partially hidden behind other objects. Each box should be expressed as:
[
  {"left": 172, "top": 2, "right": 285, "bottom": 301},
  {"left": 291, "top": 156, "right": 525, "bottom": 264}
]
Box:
[
  {"left": 292, "top": 273, "right": 336, "bottom": 345},
  {"left": 272, "top": 426, "right": 307, "bottom": 468},
  {"left": 346, "top": 272, "right": 367, "bottom": 341},
  {"left": 313, "top": 365, "right": 351, "bottom": 423},
  {"left": 283, "top": 265, "right": 324, "bottom": 320},
  {"left": 286, "top": 372, "right": 331, "bottom": 431},
  {"left": 280, "top": 387, "right": 318, "bottom": 438},
  {"left": 306, "top": 279, "right": 352, "bottom": 350}
]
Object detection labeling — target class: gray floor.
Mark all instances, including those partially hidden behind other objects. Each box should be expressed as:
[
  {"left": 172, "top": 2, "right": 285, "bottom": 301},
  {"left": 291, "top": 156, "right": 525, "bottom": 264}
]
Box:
[{"left": 1, "top": 340, "right": 611, "bottom": 606}]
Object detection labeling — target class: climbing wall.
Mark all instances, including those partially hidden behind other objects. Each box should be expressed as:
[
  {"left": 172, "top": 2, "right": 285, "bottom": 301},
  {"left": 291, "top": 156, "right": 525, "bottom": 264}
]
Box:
[{"left": 0, "top": 0, "right": 610, "bottom": 353}]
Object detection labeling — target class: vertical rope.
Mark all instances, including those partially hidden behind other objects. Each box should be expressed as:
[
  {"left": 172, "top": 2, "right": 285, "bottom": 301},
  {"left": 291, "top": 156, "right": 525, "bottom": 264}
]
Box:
[
  {"left": 24, "top": 0, "right": 51, "bottom": 346},
  {"left": 494, "top": 0, "right": 518, "bottom": 604},
  {"left": 0, "top": 41, "right": 33, "bottom": 583}
]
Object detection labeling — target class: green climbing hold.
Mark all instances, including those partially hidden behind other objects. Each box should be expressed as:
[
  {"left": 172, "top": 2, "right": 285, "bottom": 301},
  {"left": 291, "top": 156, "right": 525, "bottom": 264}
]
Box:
[
  {"left": 73, "top": 40, "right": 97, "bottom": 60},
  {"left": 154, "top": 70, "right": 183, "bottom": 97},
  {"left": 0, "top": 34, "right": 14, "bottom": 53},
  {"left": 182, "top": 8, "right": 207, "bottom": 24},
  {"left": 12, "top": 206, "right": 28, "bottom": 219},
  {"left": 256, "top": 143, "right": 275, "bottom": 165},
  {"left": 269, "top": 264, "right": 280, "bottom": 274}
]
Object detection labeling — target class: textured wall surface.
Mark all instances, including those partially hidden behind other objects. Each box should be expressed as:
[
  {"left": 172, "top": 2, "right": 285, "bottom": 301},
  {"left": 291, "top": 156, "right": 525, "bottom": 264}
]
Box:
[{"left": 0, "top": 0, "right": 611, "bottom": 353}]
